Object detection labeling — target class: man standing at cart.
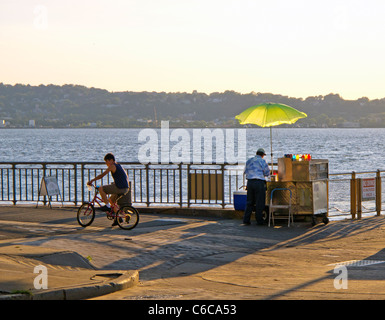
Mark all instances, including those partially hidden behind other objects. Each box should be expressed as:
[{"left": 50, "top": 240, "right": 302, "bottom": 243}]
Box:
[{"left": 242, "top": 148, "right": 270, "bottom": 226}]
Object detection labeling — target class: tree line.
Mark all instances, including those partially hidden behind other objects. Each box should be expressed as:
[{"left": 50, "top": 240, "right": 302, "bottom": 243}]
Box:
[{"left": 1, "top": 83, "right": 384, "bottom": 128}]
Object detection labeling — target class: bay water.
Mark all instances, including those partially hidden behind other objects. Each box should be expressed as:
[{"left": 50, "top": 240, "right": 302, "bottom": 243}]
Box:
[
  {"left": 1, "top": 127, "right": 384, "bottom": 173},
  {"left": 1, "top": 127, "right": 384, "bottom": 218}
]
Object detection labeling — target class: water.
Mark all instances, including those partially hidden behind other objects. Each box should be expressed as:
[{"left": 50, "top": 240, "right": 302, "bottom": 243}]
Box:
[
  {"left": 1, "top": 127, "right": 384, "bottom": 173},
  {"left": 1, "top": 127, "right": 384, "bottom": 217}
]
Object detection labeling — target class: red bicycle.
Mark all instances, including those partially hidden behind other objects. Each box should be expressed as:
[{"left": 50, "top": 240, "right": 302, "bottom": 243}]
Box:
[{"left": 77, "top": 184, "right": 139, "bottom": 230}]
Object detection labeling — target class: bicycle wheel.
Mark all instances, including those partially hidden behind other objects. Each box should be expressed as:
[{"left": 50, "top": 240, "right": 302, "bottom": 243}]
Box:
[
  {"left": 77, "top": 202, "right": 95, "bottom": 227},
  {"left": 116, "top": 205, "right": 139, "bottom": 230}
]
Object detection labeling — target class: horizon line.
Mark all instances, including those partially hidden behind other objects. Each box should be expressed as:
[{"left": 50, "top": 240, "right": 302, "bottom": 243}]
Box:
[{"left": 1, "top": 82, "right": 384, "bottom": 102}]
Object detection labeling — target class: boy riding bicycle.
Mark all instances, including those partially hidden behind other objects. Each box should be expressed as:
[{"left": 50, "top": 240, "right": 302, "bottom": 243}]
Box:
[{"left": 87, "top": 153, "right": 129, "bottom": 225}]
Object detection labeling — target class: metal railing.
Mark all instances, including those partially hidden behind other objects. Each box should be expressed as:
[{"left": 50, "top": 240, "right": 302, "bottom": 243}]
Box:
[
  {"left": 0, "top": 162, "right": 384, "bottom": 219},
  {"left": 0, "top": 162, "right": 245, "bottom": 208},
  {"left": 329, "top": 170, "right": 385, "bottom": 219}
]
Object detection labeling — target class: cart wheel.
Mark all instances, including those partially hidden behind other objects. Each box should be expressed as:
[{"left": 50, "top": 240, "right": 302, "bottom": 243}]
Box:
[{"left": 322, "top": 216, "right": 329, "bottom": 225}]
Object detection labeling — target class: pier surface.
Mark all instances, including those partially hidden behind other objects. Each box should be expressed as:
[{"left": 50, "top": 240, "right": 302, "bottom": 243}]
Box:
[{"left": 0, "top": 205, "right": 385, "bottom": 301}]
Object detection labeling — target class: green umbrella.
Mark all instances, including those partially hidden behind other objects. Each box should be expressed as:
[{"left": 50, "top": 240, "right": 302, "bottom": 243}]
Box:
[{"left": 235, "top": 103, "right": 307, "bottom": 173}]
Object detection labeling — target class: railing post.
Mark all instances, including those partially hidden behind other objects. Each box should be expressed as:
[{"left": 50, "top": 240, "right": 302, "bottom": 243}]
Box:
[
  {"left": 145, "top": 164, "right": 150, "bottom": 207},
  {"left": 376, "top": 169, "right": 382, "bottom": 216},
  {"left": 80, "top": 163, "right": 85, "bottom": 204},
  {"left": 74, "top": 164, "right": 78, "bottom": 205},
  {"left": 12, "top": 164, "right": 16, "bottom": 205},
  {"left": 42, "top": 163, "right": 47, "bottom": 206},
  {"left": 350, "top": 171, "right": 357, "bottom": 219},
  {"left": 221, "top": 164, "right": 225, "bottom": 208},
  {"left": 357, "top": 177, "right": 362, "bottom": 220},
  {"left": 179, "top": 163, "right": 182, "bottom": 207},
  {"left": 187, "top": 164, "right": 191, "bottom": 208}
]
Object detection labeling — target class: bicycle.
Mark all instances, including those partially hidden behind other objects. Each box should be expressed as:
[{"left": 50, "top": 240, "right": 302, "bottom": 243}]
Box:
[{"left": 77, "top": 184, "right": 139, "bottom": 230}]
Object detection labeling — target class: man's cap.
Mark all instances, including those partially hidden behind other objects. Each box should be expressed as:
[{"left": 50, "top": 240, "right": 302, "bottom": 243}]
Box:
[{"left": 257, "top": 148, "right": 266, "bottom": 155}]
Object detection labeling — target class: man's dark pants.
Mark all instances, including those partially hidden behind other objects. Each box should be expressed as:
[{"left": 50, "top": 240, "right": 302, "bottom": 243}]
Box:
[{"left": 243, "top": 179, "right": 266, "bottom": 224}]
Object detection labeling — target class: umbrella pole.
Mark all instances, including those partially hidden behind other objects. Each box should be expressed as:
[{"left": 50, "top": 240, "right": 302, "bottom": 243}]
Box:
[{"left": 270, "top": 126, "right": 273, "bottom": 175}]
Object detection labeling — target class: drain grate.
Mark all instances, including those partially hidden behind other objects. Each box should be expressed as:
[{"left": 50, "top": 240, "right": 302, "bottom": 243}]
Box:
[{"left": 328, "top": 260, "right": 385, "bottom": 267}]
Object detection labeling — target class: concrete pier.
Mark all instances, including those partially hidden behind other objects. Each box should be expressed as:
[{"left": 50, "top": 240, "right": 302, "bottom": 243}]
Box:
[{"left": 0, "top": 205, "right": 385, "bottom": 301}]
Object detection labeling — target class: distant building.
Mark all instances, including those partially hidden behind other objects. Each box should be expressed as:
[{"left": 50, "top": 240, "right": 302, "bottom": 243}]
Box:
[
  {"left": 0, "top": 120, "right": 6, "bottom": 128},
  {"left": 29, "top": 120, "right": 36, "bottom": 127},
  {"left": 340, "top": 121, "right": 360, "bottom": 128}
]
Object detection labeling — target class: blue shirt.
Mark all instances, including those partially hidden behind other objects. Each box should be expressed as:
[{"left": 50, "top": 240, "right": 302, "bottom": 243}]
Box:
[
  {"left": 112, "top": 163, "right": 129, "bottom": 189},
  {"left": 244, "top": 155, "right": 270, "bottom": 180}
]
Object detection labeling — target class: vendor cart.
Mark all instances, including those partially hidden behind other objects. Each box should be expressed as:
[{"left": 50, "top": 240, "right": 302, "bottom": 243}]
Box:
[{"left": 266, "top": 157, "right": 329, "bottom": 226}]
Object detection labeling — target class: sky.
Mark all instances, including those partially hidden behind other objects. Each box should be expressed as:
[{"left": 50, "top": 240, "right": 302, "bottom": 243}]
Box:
[{"left": 1, "top": 0, "right": 385, "bottom": 100}]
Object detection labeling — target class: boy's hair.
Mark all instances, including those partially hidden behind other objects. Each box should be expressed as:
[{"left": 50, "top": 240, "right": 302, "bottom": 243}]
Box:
[{"left": 104, "top": 153, "right": 115, "bottom": 161}]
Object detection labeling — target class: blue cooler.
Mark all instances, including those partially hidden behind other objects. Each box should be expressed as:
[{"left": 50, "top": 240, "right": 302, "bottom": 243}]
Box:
[{"left": 233, "top": 191, "right": 247, "bottom": 211}]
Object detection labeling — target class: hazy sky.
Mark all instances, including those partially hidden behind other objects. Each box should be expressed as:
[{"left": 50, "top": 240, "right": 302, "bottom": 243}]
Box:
[{"left": 1, "top": 0, "right": 384, "bottom": 100}]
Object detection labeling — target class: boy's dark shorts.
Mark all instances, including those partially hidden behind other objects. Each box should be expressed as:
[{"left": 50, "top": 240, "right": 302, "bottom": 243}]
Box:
[{"left": 102, "top": 183, "right": 129, "bottom": 203}]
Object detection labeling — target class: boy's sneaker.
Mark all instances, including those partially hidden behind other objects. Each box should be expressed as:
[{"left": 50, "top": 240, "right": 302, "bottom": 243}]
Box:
[
  {"left": 100, "top": 205, "right": 111, "bottom": 212},
  {"left": 112, "top": 217, "right": 123, "bottom": 226}
]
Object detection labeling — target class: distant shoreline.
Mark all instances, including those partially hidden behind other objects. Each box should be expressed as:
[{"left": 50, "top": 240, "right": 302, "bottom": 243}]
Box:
[{"left": 0, "top": 126, "right": 381, "bottom": 130}]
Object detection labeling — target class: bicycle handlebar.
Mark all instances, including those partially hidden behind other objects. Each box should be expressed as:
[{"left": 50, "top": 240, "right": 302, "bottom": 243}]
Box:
[{"left": 87, "top": 183, "right": 99, "bottom": 191}]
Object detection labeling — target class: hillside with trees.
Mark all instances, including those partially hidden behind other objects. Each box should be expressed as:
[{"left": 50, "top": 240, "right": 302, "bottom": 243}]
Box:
[{"left": 1, "top": 83, "right": 385, "bottom": 128}]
